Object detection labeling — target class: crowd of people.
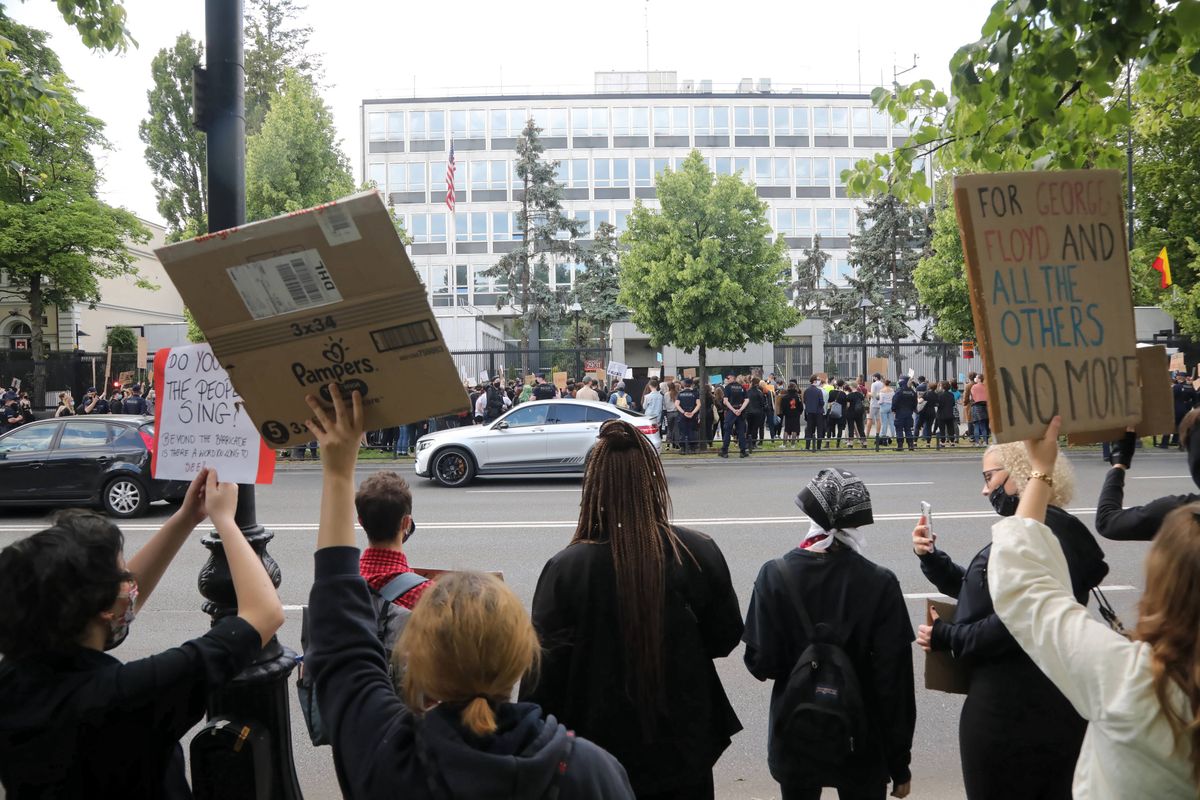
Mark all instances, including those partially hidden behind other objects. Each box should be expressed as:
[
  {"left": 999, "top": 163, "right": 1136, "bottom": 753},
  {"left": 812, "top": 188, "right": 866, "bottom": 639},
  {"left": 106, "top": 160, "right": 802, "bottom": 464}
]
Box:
[
  {"left": 2, "top": 379, "right": 1199, "bottom": 799},
  {"left": 0, "top": 383, "right": 153, "bottom": 434}
]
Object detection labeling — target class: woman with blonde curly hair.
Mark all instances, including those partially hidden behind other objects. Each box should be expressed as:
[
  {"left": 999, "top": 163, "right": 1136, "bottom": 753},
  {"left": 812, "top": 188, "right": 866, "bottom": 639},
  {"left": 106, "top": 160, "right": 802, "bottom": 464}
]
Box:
[
  {"left": 908, "top": 436, "right": 1108, "bottom": 799},
  {"left": 991, "top": 416, "right": 1200, "bottom": 797}
]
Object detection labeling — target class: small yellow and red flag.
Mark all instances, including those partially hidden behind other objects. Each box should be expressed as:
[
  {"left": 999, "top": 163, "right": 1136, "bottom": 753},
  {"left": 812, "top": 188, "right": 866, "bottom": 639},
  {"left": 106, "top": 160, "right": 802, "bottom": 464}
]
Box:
[{"left": 1152, "top": 247, "right": 1172, "bottom": 289}]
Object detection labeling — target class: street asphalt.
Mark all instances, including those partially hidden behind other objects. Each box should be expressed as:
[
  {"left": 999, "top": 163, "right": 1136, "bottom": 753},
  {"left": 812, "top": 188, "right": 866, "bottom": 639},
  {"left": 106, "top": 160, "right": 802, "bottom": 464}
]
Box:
[{"left": 0, "top": 445, "right": 1191, "bottom": 799}]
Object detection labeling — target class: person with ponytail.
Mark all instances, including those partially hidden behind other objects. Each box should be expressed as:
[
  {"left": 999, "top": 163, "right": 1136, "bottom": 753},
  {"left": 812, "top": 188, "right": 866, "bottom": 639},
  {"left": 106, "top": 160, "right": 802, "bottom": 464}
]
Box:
[
  {"left": 0, "top": 469, "right": 283, "bottom": 798},
  {"left": 521, "top": 419, "right": 744, "bottom": 800},
  {"left": 990, "top": 416, "right": 1200, "bottom": 798},
  {"left": 303, "top": 386, "right": 633, "bottom": 800}
]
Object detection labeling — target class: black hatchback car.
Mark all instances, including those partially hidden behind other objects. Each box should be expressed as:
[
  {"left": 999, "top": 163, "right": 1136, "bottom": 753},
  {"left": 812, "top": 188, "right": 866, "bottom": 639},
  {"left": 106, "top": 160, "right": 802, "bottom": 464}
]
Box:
[{"left": 0, "top": 415, "right": 189, "bottom": 518}]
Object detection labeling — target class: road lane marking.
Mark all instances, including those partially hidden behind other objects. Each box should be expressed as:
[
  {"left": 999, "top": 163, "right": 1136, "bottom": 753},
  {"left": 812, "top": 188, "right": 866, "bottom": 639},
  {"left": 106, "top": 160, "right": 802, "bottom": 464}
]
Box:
[
  {"left": 465, "top": 488, "right": 580, "bottom": 494},
  {"left": 903, "top": 584, "right": 1137, "bottom": 600},
  {"left": 1129, "top": 475, "right": 1192, "bottom": 480},
  {"left": 866, "top": 482, "right": 934, "bottom": 487},
  {"left": 0, "top": 508, "right": 1100, "bottom": 533}
]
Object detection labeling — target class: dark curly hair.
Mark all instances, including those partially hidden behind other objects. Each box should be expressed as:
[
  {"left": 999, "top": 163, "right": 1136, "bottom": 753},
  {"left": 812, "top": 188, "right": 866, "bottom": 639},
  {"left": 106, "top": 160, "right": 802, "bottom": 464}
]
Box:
[{"left": 0, "top": 510, "right": 131, "bottom": 658}]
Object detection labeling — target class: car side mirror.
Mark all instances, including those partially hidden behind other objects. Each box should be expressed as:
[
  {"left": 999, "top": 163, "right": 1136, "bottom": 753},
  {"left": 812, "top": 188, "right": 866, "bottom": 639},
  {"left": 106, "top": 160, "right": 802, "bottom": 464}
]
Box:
[{"left": 496, "top": 421, "right": 509, "bottom": 430}]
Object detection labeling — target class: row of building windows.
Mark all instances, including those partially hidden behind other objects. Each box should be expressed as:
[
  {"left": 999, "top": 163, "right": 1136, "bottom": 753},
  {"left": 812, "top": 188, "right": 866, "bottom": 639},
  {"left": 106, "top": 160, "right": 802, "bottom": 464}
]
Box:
[
  {"left": 368, "top": 155, "right": 869, "bottom": 196},
  {"left": 399, "top": 205, "right": 858, "bottom": 245},
  {"left": 416, "top": 253, "right": 856, "bottom": 307},
  {"left": 368, "top": 104, "right": 903, "bottom": 142}
]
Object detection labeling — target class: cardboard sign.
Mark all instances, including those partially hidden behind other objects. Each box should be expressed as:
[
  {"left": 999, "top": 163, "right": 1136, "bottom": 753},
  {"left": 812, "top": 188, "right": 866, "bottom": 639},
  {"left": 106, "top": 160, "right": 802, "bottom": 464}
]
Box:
[
  {"left": 924, "top": 599, "right": 969, "bottom": 695},
  {"left": 1169, "top": 351, "right": 1186, "bottom": 373},
  {"left": 955, "top": 170, "right": 1139, "bottom": 442},
  {"left": 867, "top": 357, "right": 889, "bottom": 378},
  {"left": 709, "top": 375, "right": 723, "bottom": 385},
  {"left": 136, "top": 336, "right": 148, "bottom": 367},
  {"left": 552, "top": 371, "right": 568, "bottom": 390},
  {"left": 682, "top": 368, "right": 697, "bottom": 379},
  {"left": 157, "top": 192, "right": 467, "bottom": 448},
  {"left": 118, "top": 371, "right": 135, "bottom": 388},
  {"left": 1068, "top": 346, "right": 1177, "bottom": 443},
  {"left": 647, "top": 367, "right": 661, "bottom": 379},
  {"left": 152, "top": 344, "right": 276, "bottom": 484},
  {"left": 606, "top": 360, "right": 628, "bottom": 378}
]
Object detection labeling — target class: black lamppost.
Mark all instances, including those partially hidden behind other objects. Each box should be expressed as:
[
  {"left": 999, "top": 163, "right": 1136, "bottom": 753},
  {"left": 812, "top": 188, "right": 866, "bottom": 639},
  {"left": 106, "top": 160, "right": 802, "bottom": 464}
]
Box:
[
  {"left": 858, "top": 296, "right": 874, "bottom": 377},
  {"left": 190, "top": 2, "right": 302, "bottom": 796},
  {"left": 569, "top": 302, "right": 582, "bottom": 380}
]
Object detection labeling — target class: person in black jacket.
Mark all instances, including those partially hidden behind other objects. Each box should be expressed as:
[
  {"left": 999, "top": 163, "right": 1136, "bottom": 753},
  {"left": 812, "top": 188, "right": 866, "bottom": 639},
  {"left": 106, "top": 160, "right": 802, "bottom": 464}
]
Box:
[
  {"left": 891, "top": 378, "right": 918, "bottom": 452},
  {"left": 522, "top": 419, "right": 743, "bottom": 800},
  {"left": 745, "top": 468, "right": 914, "bottom": 800},
  {"left": 746, "top": 378, "right": 766, "bottom": 451},
  {"left": 911, "top": 441, "right": 1108, "bottom": 800},
  {"left": 303, "top": 387, "right": 635, "bottom": 800},
  {"left": 0, "top": 469, "right": 283, "bottom": 799},
  {"left": 802, "top": 376, "right": 826, "bottom": 451},
  {"left": 1096, "top": 409, "right": 1200, "bottom": 541},
  {"left": 933, "top": 382, "right": 957, "bottom": 448}
]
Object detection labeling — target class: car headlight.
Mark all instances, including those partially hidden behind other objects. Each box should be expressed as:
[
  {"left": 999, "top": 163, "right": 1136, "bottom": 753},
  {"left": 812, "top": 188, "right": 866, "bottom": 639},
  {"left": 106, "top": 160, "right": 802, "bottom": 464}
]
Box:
[{"left": 416, "top": 439, "right": 432, "bottom": 452}]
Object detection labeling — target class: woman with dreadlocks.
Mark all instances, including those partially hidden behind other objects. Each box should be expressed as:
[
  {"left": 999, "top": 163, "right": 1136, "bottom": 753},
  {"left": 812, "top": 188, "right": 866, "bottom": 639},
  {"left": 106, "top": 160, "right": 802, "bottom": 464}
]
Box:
[{"left": 521, "top": 419, "right": 744, "bottom": 800}]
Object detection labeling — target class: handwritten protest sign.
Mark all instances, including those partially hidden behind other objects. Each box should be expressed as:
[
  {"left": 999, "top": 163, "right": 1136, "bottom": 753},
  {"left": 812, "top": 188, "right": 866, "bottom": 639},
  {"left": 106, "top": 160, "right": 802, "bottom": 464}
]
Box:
[
  {"left": 955, "top": 170, "right": 1139, "bottom": 441},
  {"left": 1068, "top": 346, "right": 1175, "bottom": 444},
  {"left": 867, "top": 358, "right": 889, "bottom": 379},
  {"left": 553, "top": 371, "right": 568, "bottom": 390},
  {"left": 1170, "top": 351, "right": 1186, "bottom": 373},
  {"left": 152, "top": 344, "right": 276, "bottom": 484}
]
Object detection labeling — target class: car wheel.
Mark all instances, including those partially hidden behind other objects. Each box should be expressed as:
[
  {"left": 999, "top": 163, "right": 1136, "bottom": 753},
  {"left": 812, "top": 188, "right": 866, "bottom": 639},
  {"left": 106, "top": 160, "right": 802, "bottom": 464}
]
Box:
[
  {"left": 103, "top": 476, "right": 149, "bottom": 518},
  {"left": 432, "top": 447, "right": 475, "bottom": 488}
]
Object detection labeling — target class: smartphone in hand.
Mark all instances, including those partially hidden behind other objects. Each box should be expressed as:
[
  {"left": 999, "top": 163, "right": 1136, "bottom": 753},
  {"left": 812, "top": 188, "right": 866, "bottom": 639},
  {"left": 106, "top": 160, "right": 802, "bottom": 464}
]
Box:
[{"left": 920, "top": 501, "right": 933, "bottom": 537}]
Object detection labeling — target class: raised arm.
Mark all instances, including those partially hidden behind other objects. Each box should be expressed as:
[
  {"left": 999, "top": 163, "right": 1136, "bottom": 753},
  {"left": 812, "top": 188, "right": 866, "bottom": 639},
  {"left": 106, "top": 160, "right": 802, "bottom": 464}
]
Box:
[
  {"left": 305, "top": 387, "right": 363, "bottom": 551},
  {"left": 125, "top": 470, "right": 211, "bottom": 612}
]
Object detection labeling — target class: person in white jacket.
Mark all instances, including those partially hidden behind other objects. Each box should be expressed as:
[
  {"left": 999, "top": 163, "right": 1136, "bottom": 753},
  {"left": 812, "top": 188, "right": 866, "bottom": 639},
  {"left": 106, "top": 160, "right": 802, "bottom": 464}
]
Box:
[{"left": 989, "top": 415, "right": 1200, "bottom": 799}]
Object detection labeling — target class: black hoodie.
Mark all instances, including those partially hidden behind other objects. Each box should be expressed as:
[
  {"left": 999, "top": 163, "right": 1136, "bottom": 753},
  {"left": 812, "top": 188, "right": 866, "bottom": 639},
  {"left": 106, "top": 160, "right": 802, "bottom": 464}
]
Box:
[
  {"left": 1096, "top": 423, "right": 1200, "bottom": 541},
  {"left": 306, "top": 547, "right": 634, "bottom": 800}
]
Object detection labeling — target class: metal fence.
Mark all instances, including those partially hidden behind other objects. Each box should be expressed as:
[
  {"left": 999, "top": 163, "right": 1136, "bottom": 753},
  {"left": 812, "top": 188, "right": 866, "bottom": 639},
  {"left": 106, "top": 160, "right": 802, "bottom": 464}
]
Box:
[
  {"left": 822, "top": 342, "right": 984, "bottom": 384},
  {"left": 0, "top": 351, "right": 146, "bottom": 409},
  {"left": 772, "top": 344, "right": 814, "bottom": 382}
]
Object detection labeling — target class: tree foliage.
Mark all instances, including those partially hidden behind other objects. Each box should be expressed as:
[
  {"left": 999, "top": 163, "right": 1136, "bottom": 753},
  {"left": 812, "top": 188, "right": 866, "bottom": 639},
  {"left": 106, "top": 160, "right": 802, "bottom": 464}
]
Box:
[
  {"left": 792, "top": 234, "right": 831, "bottom": 315},
  {"left": 573, "top": 220, "right": 625, "bottom": 348},
  {"left": 483, "top": 118, "right": 582, "bottom": 346},
  {"left": 243, "top": 0, "right": 320, "bottom": 136},
  {"left": 0, "top": 1, "right": 132, "bottom": 134},
  {"left": 245, "top": 70, "right": 353, "bottom": 221},
  {"left": 619, "top": 150, "right": 797, "bottom": 388},
  {"left": 847, "top": 0, "right": 1200, "bottom": 201},
  {"left": 139, "top": 33, "right": 207, "bottom": 242},
  {"left": 826, "top": 195, "right": 930, "bottom": 341},
  {"left": 912, "top": 204, "right": 973, "bottom": 342},
  {"left": 0, "top": 18, "right": 149, "bottom": 400},
  {"left": 105, "top": 324, "right": 137, "bottom": 353}
]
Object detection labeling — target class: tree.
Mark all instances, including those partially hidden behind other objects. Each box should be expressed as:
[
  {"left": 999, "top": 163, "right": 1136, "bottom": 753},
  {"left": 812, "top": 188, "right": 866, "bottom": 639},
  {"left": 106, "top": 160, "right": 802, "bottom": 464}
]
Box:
[
  {"left": 572, "top": 220, "right": 625, "bottom": 350},
  {"left": 619, "top": 150, "right": 797, "bottom": 433},
  {"left": 847, "top": 1, "right": 1200, "bottom": 201},
  {"left": 245, "top": 70, "right": 354, "bottom": 221},
  {"left": 792, "top": 234, "right": 831, "bottom": 314},
  {"left": 243, "top": 0, "right": 320, "bottom": 136},
  {"left": 0, "top": 24, "right": 150, "bottom": 402},
  {"left": 483, "top": 117, "right": 583, "bottom": 348},
  {"left": 912, "top": 204, "right": 973, "bottom": 342},
  {"left": 139, "top": 33, "right": 207, "bottom": 242},
  {"left": 0, "top": 2, "right": 132, "bottom": 134},
  {"left": 826, "top": 195, "right": 930, "bottom": 346},
  {"left": 105, "top": 325, "right": 137, "bottom": 353}
]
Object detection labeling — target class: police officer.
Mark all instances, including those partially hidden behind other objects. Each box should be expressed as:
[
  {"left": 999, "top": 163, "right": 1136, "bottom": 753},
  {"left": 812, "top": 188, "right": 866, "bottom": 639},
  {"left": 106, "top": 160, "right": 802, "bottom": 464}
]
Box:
[
  {"left": 76, "top": 387, "right": 108, "bottom": 415},
  {"left": 676, "top": 378, "right": 699, "bottom": 454},
  {"left": 123, "top": 384, "right": 149, "bottom": 416},
  {"left": 720, "top": 374, "right": 750, "bottom": 458}
]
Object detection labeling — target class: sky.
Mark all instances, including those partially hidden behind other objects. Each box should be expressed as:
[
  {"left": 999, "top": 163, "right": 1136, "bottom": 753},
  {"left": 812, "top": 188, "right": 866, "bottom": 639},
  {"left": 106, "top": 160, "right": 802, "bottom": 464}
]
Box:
[{"left": 8, "top": 0, "right": 997, "bottom": 226}]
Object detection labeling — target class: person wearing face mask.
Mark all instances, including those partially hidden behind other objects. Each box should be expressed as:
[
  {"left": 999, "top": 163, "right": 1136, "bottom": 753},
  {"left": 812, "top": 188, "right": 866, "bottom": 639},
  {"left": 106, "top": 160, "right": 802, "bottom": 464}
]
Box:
[
  {"left": 0, "top": 469, "right": 284, "bottom": 799},
  {"left": 908, "top": 441, "right": 1108, "bottom": 800},
  {"left": 355, "top": 471, "right": 431, "bottom": 609}
]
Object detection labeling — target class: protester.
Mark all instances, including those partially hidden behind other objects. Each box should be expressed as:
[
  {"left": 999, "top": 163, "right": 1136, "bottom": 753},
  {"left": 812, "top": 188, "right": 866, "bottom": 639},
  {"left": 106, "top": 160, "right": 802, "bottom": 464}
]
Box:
[
  {"left": 802, "top": 375, "right": 825, "bottom": 451},
  {"left": 990, "top": 416, "right": 1200, "bottom": 798},
  {"left": 609, "top": 381, "right": 634, "bottom": 411},
  {"left": 532, "top": 374, "right": 557, "bottom": 401},
  {"left": 662, "top": 380, "right": 679, "bottom": 450},
  {"left": 1096, "top": 410, "right": 1200, "bottom": 541},
  {"left": 746, "top": 377, "right": 766, "bottom": 450},
  {"left": 708, "top": 384, "right": 724, "bottom": 444},
  {"left": 54, "top": 391, "right": 76, "bottom": 417},
  {"left": 302, "top": 389, "right": 635, "bottom": 800},
  {"left": 576, "top": 378, "right": 600, "bottom": 402},
  {"left": 0, "top": 470, "right": 282, "bottom": 798},
  {"left": 353, "top": 471, "right": 431, "bottom": 609},
  {"left": 844, "top": 379, "right": 867, "bottom": 449},
  {"left": 825, "top": 379, "right": 847, "bottom": 448},
  {"left": 643, "top": 379, "right": 664, "bottom": 439},
  {"left": 912, "top": 437, "right": 1108, "bottom": 799},
  {"left": 891, "top": 377, "right": 918, "bottom": 452},
  {"left": 867, "top": 372, "right": 883, "bottom": 439},
  {"left": 968, "top": 374, "right": 990, "bottom": 445},
  {"left": 780, "top": 381, "right": 803, "bottom": 448},
  {"left": 484, "top": 376, "right": 509, "bottom": 421},
  {"left": 522, "top": 419, "right": 743, "bottom": 800},
  {"left": 934, "top": 381, "right": 957, "bottom": 448},
  {"left": 744, "top": 468, "right": 914, "bottom": 800},
  {"left": 875, "top": 379, "right": 895, "bottom": 451}
]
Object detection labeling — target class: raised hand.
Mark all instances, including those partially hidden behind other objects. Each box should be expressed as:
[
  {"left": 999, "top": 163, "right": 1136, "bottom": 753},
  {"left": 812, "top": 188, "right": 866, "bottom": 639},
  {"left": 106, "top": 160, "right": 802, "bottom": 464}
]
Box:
[{"left": 305, "top": 384, "right": 364, "bottom": 478}]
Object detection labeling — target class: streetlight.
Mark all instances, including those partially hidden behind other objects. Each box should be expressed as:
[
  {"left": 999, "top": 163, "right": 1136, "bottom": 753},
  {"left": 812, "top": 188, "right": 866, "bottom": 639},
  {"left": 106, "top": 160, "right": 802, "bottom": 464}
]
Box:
[
  {"left": 568, "top": 302, "right": 582, "bottom": 380},
  {"left": 858, "top": 296, "right": 874, "bottom": 378}
]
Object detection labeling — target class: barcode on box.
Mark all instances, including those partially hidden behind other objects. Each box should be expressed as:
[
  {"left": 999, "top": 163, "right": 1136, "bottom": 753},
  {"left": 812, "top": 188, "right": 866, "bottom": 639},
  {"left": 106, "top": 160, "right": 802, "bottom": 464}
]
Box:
[
  {"left": 317, "top": 204, "right": 361, "bottom": 246},
  {"left": 370, "top": 320, "right": 438, "bottom": 353},
  {"left": 227, "top": 250, "right": 344, "bottom": 320}
]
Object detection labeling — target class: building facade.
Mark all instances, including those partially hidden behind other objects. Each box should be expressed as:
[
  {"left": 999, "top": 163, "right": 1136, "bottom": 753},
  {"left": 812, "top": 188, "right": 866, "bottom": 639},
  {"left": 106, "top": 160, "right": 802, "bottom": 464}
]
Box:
[{"left": 362, "top": 72, "right": 921, "bottom": 370}]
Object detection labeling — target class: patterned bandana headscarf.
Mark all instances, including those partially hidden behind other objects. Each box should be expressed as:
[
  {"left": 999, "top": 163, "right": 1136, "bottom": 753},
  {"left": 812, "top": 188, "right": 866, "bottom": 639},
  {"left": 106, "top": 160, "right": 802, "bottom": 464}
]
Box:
[{"left": 795, "top": 468, "right": 874, "bottom": 552}]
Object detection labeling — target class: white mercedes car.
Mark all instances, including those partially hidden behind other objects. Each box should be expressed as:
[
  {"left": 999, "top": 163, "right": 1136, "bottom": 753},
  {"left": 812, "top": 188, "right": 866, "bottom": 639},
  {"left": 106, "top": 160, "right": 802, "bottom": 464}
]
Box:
[{"left": 413, "top": 399, "right": 662, "bottom": 487}]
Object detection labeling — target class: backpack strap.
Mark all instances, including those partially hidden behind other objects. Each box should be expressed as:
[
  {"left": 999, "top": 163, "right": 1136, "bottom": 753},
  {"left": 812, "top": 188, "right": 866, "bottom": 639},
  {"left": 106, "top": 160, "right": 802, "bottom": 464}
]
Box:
[
  {"left": 379, "top": 571, "right": 429, "bottom": 603},
  {"left": 772, "top": 557, "right": 817, "bottom": 641}
]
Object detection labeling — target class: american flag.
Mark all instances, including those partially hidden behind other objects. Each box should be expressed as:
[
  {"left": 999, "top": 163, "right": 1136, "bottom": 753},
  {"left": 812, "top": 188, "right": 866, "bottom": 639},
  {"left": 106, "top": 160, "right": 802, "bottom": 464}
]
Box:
[{"left": 445, "top": 143, "right": 456, "bottom": 212}]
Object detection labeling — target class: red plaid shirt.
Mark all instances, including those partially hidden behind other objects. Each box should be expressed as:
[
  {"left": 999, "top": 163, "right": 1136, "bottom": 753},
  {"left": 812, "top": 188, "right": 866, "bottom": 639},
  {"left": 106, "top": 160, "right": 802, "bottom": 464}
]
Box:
[{"left": 359, "top": 547, "right": 431, "bottom": 609}]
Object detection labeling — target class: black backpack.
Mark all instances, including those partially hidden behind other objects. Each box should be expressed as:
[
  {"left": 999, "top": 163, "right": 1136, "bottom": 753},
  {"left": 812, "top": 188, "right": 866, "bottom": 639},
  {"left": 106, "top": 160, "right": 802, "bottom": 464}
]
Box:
[
  {"left": 486, "top": 385, "right": 504, "bottom": 413},
  {"left": 771, "top": 558, "right": 868, "bottom": 767},
  {"left": 297, "top": 571, "right": 428, "bottom": 746}
]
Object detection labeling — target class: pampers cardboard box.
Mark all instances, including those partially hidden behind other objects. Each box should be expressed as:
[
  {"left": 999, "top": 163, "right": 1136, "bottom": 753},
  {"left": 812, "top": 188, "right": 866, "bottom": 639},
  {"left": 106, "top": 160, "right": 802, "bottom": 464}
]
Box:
[{"left": 156, "top": 191, "right": 467, "bottom": 449}]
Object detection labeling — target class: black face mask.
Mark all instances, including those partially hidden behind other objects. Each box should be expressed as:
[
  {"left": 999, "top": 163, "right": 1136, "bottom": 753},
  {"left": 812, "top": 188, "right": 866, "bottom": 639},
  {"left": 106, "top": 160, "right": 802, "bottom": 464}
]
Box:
[{"left": 989, "top": 484, "right": 1019, "bottom": 517}]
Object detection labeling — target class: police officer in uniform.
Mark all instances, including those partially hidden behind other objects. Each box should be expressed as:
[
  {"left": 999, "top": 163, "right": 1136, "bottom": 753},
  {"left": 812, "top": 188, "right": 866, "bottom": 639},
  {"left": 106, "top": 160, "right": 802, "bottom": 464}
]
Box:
[
  {"left": 123, "top": 384, "right": 149, "bottom": 416},
  {"left": 720, "top": 374, "right": 750, "bottom": 458},
  {"left": 675, "top": 378, "right": 699, "bottom": 454}
]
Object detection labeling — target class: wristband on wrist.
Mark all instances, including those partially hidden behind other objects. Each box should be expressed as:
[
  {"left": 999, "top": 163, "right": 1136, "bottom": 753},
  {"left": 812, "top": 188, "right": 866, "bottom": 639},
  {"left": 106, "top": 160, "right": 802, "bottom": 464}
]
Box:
[{"left": 1029, "top": 470, "right": 1054, "bottom": 487}]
